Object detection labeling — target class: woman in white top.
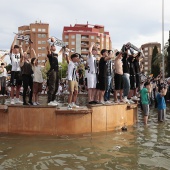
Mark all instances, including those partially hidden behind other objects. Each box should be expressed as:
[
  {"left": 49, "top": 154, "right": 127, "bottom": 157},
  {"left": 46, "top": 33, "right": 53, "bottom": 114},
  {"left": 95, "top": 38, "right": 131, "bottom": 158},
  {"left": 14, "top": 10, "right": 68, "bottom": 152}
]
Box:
[
  {"left": 0, "top": 63, "right": 7, "bottom": 96},
  {"left": 31, "top": 48, "right": 43, "bottom": 105}
]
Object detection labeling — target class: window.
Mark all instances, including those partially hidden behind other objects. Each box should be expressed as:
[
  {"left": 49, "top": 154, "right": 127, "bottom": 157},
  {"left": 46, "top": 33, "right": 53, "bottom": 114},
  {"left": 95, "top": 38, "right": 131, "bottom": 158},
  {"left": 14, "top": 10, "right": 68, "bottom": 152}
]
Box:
[
  {"left": 41, "top": 41, "right": 46, "bottom": 44},
  {"left": 38, "top": 53, "right": 42, "bottom": 57},
  {"left": 71, "top": 41, "right": 75, "bottom": 45},
  {"left": 38, "top": 34, "right": 46, "bottom": 38},
  {"left": 71, "top": 35, "right": 75, "bottom": 39},
  {"left": 38, "top": 29, "right": 42, "bottom": 32},
  {"left": 38, "top": 41, "right": 41, "bottom": 44},
  {"left": 32, "top": 28, "right": 36, "bottom": 32},
  {"left": 65, "top": 35, "right": 69, "bottom": 39},
  {"left": 41, "top": 47, "right": 46, "bottom": 51},
  {"left": 91, "top": 36, "right": 94, "bottom": 39},
  {"left": 65, "top": 42, "right": 68, "bottom": 45},
  {"left": 145, "top": 67, "right": 148, "bottom": 70},
  {"left": 42, "top": 29, "right": 46, "bottom": 32},
  {"left": 42, "top": 34, "right": 46, "bottom": 38},
  {"left": 42, "top": 53, "right": 46, "bottom": 57},
  {"left": 145, "top": 52, "right": 148, "bottom": 55},
  {"left": 38, "top": 34, "right": 42, "bottom": 38},
  {"left": 144, "top": 62, "right": 148, "bottom": 65},
  {"left": 144, "top": 47, "right": 148, "bottom": 51},
  {"left": 38, "top": 47, "right": 41, "bottom": 50}
]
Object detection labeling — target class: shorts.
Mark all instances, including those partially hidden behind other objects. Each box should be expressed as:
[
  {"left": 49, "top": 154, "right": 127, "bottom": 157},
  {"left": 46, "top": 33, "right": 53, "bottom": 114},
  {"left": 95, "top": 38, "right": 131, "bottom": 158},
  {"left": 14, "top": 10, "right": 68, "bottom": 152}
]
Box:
[
  {"left": 114, "top": 73, "right": 123, "bottom": 90},
  {"left": 130, "top": 75, "right": 136, "bottom": 89},
  {"left": 87, "top": 73, "right": 96, "bottom": 89},
  {"left": 33, "top": 82, "right": 42, "bottom": 93},
  {"left": 10, "top": 71, "right": 22, "bottom": 86},
  {"left": 68, "top": 80, "right": 78, "bottom": 92},
  {"left": 98, "top": 76, "right": 106, "bottom": 91},
  {"left": 142, "top": 104, "right": 149, "bottom": 116}
]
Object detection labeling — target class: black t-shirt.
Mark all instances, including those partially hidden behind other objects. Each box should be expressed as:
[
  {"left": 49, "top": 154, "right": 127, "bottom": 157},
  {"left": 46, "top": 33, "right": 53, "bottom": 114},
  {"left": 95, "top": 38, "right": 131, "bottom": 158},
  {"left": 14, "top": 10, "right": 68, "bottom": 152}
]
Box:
[
  {"left": 47, "top": 52, "right": 58, "bottom": 71},
  {"left": 128, "top": 56, "right": 136, "bottom": 76},
  {"left": 122, "top": 53, "right": 130, "bottom": 74},
  {"left": 99, "top": 57, "right": 106, "bottom": 77},
  {"left": 21, "top": 62, "right": 33, "bottom": 75}
]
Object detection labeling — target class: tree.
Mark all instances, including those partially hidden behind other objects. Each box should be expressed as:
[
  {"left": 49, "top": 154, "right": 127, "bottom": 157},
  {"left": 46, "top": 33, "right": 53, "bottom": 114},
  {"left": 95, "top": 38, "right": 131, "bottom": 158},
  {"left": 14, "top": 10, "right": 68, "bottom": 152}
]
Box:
[
  {"left": 153, "top": 42, "right": 169, "bottom": 77},
  {"left": 5, "top": 64, "right": 12, "bottom": 73},
  {"left": 151, "top": 46, "right": 160, "bottom": 77},
  {"left": 167, "top": 38, "right": 170, "bottom": 77}
]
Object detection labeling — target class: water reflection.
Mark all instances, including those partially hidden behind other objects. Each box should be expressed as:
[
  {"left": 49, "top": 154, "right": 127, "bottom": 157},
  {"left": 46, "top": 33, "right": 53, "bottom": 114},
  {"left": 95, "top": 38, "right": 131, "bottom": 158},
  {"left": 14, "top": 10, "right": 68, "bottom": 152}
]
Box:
[{"left": 0, "top": 105, "right": 170, "bottom": 169}]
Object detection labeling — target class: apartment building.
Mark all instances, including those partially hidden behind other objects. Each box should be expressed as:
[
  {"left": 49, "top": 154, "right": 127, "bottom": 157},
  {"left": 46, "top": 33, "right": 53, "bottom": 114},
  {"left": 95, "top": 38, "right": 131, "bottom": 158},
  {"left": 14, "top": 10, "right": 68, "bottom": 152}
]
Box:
[
  {"left": 18, "top": 21, "right": 49, "bottom": 65},
  {"left": 141, "top": 42, "right": 161, "bottom": 75},
  {"left": 62, "top": 22, "right": 112, "bottom": 61}
]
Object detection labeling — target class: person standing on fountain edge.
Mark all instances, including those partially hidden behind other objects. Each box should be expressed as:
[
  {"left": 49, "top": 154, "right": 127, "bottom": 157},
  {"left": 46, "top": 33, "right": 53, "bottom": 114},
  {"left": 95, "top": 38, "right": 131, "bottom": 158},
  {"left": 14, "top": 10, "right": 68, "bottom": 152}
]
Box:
[
  {"left": 20, "top": 45, "right": 33, "bottom": 105},
  {"left": 98, "top": 49, "right": 112, "bottom": 104},
  {"left": 65, "top": 52, "right": 80, "bottom": 110},
  {"left": 9, "top": 35, "right": 23, "bottom": 105},
  {"left": 114, "top": 51, "right": 124, "bottom": 103},
  {"left": 87, "top": 42, "right": 98, "bottom": 104},
  {"left": 104, "top": 50, "right": 114, "bottom": 103},
  {"left": 46, "top": 37, "right": 62, "bottom": 106}
]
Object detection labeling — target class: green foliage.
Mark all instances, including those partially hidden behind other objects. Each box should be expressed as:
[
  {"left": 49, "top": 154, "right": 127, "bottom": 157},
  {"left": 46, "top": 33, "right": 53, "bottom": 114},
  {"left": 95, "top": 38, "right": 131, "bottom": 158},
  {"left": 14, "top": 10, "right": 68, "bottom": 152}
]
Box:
[
  {"left": 58, "top": 62, "right": 68, "bottom": 79},
  {"left": 151, "top": 46, "right": 160, "bottom": 77},
  {"left": 166, "top": 40, "right": 170, "bottom": 77},
  {"left": 41, "top": 61, "right": 50, "bottom": 80},
  {"left": 5, "top": 64, "right": 12, "bottom": 72}
]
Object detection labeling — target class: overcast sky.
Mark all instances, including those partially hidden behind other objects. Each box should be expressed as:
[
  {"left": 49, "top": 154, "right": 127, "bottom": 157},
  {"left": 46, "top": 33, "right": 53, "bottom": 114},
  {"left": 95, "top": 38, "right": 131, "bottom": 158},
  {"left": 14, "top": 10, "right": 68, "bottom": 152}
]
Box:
[{"left": 0, "top": 0, "right": 170, "bottom": 62}]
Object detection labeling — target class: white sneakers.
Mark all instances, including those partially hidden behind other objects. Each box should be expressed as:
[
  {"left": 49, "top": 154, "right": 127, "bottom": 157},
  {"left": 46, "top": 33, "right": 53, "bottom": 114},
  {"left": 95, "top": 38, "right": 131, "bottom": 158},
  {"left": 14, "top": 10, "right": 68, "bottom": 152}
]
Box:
[
  {"left": 67, "top": 104, "right": 72, "bottom": 110},
  {"left": 10, "top": 99, "right": 15, "bottom": 105},
  {"left": 15, "top": 98, "right": 23, "bottom": 104},
  {"left": 71, "top": 103, "right": 79, "bottom": 108},
  {"left": 131, "top": 96, "right": 140, "bottom": 101},
  {"left": 10, "top": 98, "right": 23, "bottom": 105},
  {"left": 48, "top": 101, "right": 58, "bottom": 106},
  {"left": 67, "top": 103, "right": 79, "bottom": 110},
  {"left": 52, "top": 100, "right": 59, "bottom": 105}
]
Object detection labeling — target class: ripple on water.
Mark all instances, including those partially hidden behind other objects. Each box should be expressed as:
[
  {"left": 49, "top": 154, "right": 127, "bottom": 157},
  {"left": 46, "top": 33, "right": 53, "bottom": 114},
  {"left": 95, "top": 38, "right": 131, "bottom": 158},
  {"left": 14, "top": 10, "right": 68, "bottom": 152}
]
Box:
[{"left": 138, "top": 157, "right": 170, "bottom": 169}]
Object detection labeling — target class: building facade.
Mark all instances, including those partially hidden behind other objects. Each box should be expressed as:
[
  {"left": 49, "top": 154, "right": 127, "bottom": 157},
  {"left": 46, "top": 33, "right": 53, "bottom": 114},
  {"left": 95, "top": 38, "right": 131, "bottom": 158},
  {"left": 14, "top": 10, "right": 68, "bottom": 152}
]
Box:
[
  {"left": 62, "top": 22, "right": 112, "bottom": 61},
  {"left": 18, "top": 21, "right": 49, "bottom": 65},
  {"left": 141, "top": 42, "right": 161, "bottom": 75}
]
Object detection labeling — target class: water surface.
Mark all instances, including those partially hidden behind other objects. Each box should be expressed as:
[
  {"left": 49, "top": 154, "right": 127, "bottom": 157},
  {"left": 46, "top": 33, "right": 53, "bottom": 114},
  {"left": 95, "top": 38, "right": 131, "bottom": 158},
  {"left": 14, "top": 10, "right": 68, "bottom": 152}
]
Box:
[{"left": 0, "top": 105, "right": 170, "bottom": 170}]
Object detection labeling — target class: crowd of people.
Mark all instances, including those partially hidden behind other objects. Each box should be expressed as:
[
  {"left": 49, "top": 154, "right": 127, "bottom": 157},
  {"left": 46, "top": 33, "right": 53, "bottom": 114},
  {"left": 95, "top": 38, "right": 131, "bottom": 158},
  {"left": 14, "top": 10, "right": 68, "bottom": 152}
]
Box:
[{"left": 0, "top": 35, "right": 170, "bottom": 125}]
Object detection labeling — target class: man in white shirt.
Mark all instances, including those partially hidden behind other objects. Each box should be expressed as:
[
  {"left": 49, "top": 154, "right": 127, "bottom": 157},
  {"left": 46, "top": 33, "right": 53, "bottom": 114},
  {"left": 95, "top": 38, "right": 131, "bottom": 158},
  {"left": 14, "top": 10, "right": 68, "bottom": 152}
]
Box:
[
  {"left": 65, "top": 53, "right": 80, "bottom": 110},
  {"left": 87, "top": 43, "right": 98, "bottom": 104},
  {"left": 9, "top": 35, "right": 23, "bottom": 105}
]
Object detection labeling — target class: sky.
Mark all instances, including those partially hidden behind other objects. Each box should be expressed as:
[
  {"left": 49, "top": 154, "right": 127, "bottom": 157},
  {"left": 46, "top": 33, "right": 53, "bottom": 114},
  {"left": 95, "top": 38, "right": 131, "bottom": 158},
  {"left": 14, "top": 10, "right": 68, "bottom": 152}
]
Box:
[{"left": 0, "top": 0, "right": 170, "bottom": 63}]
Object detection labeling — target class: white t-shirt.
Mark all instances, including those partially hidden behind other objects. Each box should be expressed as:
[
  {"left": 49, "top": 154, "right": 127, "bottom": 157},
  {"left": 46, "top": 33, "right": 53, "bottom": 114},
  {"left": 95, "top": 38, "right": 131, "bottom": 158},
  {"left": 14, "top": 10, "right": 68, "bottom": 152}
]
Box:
[
  {"left": 67, "top": 60, "right": 77, "bottom": 81},
  {"left": 32, "top": 65, "right": 43, "bottom": 83},
  {"left": 87, "top": 55, "right": 97, "bottom": 74},
  {"left": 10, "top": 53, "right": 21, "bottom": 71},
  {"left": 0, "top": 68, "right": 7, "bottom": 77}
]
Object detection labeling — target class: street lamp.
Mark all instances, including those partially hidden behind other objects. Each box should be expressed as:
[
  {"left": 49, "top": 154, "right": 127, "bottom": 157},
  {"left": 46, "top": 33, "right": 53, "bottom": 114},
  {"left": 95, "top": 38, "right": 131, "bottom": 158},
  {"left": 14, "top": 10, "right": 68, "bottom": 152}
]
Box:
[{"left": 162, "top": 0, "right": 165, "bottom": 79}]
